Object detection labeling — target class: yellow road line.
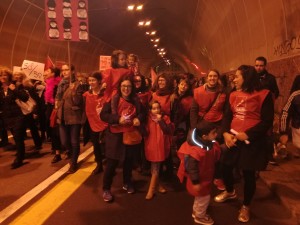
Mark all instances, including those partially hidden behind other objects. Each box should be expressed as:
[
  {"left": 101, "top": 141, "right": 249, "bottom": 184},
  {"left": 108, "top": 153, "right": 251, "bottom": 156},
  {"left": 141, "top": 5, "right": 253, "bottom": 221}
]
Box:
[
  {"left": 9, "top": 156, "right": 95, "bottom": 225},
  {"left": 0, "top": 147, "right": 93, "bottom": 224}
]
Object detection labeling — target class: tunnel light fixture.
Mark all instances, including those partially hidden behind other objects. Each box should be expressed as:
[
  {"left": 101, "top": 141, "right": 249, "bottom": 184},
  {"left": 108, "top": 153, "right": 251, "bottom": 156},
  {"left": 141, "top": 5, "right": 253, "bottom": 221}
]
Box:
[
  {"left": 146, "top": 30, "right": 156, "bottom": 36},
  {"left": 151, "top": 38, "right": 160, "bottom": 42},
  {"left": 127, "top": 5, "right": 135, "bottom": 10},
  {"left": 138, "top": 20, "right": 151, "bottom": 26},
  {"left": 127, "top": 4, "right": 143, "bottom": 11},
  {"left": 154, "top": 44, "right": 158, "bottom": 47},
  {"left": 136, "top": 5, "right": 143, "bottom": 10}
]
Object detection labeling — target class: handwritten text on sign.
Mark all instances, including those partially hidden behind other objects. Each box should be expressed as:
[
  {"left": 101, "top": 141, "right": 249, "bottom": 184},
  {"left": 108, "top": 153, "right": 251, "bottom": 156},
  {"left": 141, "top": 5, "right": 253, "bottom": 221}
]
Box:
[
  {"left": 99, "top": 56, "right": 111, "bottom": 71},
  {"left": 21, "top": 60, "right": 45, "bottom": 81}
]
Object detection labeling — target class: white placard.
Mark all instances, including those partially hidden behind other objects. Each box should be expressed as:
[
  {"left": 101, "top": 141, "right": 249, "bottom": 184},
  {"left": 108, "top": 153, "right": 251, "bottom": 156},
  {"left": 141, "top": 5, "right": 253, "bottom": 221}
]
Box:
[
  {"left": 21, "top": 60, "right": 45, "bottom": 81},
  {"left": 99, "top": 56, "right": 111, "bottom": 71}
]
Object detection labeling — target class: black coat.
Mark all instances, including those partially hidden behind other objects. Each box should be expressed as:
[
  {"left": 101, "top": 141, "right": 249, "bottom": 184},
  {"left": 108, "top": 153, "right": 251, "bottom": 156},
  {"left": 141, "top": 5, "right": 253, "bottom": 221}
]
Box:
[
  {"left": 100, "top": 94, "right": 145, "bottom": 160},
  {"left": 0, "top": 84, "right": 29, "bottom": 129},
  {"left": 221, "top": 92, "right": 274, "bottom": 171}
]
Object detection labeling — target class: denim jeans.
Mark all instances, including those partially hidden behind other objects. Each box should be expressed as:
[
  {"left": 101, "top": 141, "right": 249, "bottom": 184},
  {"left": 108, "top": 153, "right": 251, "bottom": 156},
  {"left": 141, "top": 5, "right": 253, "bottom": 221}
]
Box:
[{"left": 59, "top": 123, "right": 81, "bottom": 165}]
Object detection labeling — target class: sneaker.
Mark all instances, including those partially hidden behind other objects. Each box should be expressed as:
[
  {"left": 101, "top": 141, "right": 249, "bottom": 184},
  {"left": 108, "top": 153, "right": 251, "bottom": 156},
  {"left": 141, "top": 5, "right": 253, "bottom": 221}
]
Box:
[
  {"left": 103, "top": 190, "right": 113, "bottom": 202},
  {"left": 238, "top": 205, "right": 250, "bottom": 222},
  {"left": 213, "top": 179, "right": 226, "bottom": 191},
  {"left": 51, "top": 154, "right": 62, "bottom": 164},
  {"left": 268, "top": 159, "right": 278, "bottom": 166},
  {"left": 122, "top": 184, "right": 135, "bottom": 194},
  {"left": 194, "top": 214, "right": 214, "bottom": 225},
  {"left": 214, "top": 190, "right": 237, "bottom": 203}
]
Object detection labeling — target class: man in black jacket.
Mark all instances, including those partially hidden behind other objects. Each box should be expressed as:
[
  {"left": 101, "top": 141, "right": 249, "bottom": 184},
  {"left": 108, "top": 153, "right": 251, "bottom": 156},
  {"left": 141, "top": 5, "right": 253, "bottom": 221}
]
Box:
[
  {"left": 255, "top": 56, "right": 279, "bottom": 165},
  {"left": 255, "top": 56, "right": 279, "bottom": 99}
]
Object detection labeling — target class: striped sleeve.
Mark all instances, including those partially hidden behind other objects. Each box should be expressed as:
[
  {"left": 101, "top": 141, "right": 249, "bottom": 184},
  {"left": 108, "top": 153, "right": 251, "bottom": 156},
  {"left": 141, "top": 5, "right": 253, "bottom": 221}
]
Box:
[{"left": 280, "top": 90, "right": 300, "bottom": 133}]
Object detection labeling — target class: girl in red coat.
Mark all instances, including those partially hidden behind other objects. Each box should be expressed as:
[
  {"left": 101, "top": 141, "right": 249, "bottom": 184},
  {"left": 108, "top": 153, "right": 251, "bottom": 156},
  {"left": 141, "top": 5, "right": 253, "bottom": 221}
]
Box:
[
  {"left": 144, "top": 100, "right": 174, "bottom": 200},
  {"left": 177, "top": 121, "right": 221, "bottom": 225},
  {"left": 151, "top": 73, "right": 175, "bottom": 179},
  {"left": 102, "top": 50, "right": 133, "bottom": 101}
]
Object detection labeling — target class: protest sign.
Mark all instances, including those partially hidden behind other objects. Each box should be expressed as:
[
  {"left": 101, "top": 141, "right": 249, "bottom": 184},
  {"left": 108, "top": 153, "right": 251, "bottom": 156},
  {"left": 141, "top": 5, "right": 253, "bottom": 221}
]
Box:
[{"left": 21, "top": 60, "right": 45, "bottom": 81}]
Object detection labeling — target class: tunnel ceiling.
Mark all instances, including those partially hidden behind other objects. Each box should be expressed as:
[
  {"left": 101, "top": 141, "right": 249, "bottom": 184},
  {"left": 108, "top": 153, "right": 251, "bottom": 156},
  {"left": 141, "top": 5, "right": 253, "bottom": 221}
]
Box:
[{"left": 1, "top": 0, "right": 300, "bottom": 76}]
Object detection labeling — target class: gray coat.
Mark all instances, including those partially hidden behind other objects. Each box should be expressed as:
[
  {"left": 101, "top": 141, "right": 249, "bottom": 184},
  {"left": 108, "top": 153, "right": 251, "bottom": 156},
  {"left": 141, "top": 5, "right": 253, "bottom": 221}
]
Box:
[{"left": 56, "top": 81, "right": 85, "bottom": 125}]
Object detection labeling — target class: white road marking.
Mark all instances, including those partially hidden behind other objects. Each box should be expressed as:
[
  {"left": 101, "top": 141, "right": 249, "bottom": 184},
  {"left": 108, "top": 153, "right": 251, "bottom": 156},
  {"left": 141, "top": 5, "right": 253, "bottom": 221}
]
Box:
[{"left": 0, "top": 147, "right": 93, "bottom": 224}]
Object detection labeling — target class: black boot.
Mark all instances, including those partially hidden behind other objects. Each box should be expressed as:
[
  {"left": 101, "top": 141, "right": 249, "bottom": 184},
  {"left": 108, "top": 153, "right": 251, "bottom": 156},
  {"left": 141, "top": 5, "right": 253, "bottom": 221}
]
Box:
[{"left": 92, "top": 162, "right": 103, "bottom": 175}]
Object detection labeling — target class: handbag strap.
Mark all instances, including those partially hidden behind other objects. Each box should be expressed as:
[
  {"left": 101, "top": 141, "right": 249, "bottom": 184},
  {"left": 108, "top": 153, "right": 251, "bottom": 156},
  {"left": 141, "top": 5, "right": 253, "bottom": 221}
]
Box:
[{"left": 201, "top": 92, "right": 221, "bottom": 119}]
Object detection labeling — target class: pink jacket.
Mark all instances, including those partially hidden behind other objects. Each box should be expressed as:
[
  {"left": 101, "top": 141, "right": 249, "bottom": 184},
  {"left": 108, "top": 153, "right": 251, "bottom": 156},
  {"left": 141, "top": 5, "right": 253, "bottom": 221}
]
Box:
[{"left": 45, "top": 76, "right": 62, "bottom": 104}]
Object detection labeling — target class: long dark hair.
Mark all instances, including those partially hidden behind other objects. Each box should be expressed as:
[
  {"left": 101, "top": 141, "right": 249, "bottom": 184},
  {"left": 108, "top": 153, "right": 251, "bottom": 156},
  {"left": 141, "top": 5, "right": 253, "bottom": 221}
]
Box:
[
  {"left": 151, "top": 73, "right": 173, "bottom": 94},
  {"left": 237, "top": 65, "right": 261, "bottom": 93}
]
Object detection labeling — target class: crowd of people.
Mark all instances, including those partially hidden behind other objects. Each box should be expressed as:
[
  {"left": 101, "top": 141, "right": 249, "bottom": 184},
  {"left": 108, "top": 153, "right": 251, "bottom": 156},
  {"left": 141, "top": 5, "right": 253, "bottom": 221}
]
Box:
[{"left": 0, "top": 52, "right": 299, "bottom": 224}]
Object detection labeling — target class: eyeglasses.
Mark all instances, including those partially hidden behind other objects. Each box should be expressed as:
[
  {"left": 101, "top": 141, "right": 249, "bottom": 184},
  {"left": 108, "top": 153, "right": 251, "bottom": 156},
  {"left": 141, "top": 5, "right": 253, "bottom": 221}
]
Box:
[
  {"left": 134, "top": 80, "right": 141, "bottom": 83},
  {"left": 121, "top": 85, "right": 132, "bottom": 89},
  {"left": 255, "top": 65, "right": 264, "bottom": 67}
]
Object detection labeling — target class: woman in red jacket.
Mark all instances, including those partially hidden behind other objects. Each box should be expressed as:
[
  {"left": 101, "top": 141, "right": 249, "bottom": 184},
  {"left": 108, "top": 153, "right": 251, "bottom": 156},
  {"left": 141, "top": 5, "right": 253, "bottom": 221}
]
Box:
[
  {"left": 83, "top": 71, "right": 108, "bottom": 174},
  {"left": 215, "top": 65, "right": 274, "bottom": 223}
]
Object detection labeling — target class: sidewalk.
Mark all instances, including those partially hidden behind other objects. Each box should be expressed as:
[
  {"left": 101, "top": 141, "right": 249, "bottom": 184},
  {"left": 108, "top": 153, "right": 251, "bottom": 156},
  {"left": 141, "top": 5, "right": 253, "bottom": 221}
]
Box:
[{"left": 259, "top": 142, "right": 300, "bottom": 224}]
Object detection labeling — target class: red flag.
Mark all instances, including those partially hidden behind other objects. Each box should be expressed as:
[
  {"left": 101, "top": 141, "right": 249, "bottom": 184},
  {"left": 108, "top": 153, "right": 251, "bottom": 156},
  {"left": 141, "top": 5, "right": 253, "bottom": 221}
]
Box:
[
  {"left": 150, "top": 67, "right": 157, "bottom": 85},
  {"left": 44, "top": 55, "right": 54, "bottom": 70}
]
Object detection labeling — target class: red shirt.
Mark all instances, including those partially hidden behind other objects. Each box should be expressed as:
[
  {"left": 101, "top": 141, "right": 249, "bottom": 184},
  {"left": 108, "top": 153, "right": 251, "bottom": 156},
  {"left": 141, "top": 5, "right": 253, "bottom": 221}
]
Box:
[
  {"left": 193, "top": 85, "right": 226, "bottom": 122},
  {"left": 230, "top": 89, "right": 269, "bottom": 132},
  {"left": 83, "top": 91, "right": 108, "bottom": 132}
]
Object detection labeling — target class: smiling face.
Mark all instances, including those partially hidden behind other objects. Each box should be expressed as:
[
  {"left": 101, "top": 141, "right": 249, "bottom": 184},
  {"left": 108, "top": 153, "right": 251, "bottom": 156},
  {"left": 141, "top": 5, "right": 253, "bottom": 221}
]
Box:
[
  {"left": 120, "top": 80, "right": 132, "bottom": 99},
  {"left": 158, "top": 77, "right": 166, "bottom": 89},
  {"left": 206, "top": 71, "right": 219, "bottom": 88},
  {"left": 88, "top": 77, "right": 101, "bottom": 90},
  {"left": 233, "top": 70, "right": 244, "bottom": 91}
]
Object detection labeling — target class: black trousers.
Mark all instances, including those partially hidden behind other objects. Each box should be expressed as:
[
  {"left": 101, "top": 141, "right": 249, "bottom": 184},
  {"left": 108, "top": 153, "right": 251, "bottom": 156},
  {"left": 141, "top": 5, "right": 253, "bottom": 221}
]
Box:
[
  {"left": 102, "top": 144, "right": 140, "bottom": 190},
  {"left": 222, "top": 163, "right": 256, "bottom": 206},
  {"left": 90, "top": 130, "right": 104, "bottom": 163}
]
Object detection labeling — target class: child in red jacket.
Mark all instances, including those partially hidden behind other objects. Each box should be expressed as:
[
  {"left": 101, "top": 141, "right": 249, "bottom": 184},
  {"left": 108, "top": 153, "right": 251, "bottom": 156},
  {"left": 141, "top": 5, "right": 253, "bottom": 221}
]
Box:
[
  {"left": 144, "top": 100, "right": 174, "bottom": 200},
  {"left": 177, "top": 121, "right": 221, "bottom": 225}
]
